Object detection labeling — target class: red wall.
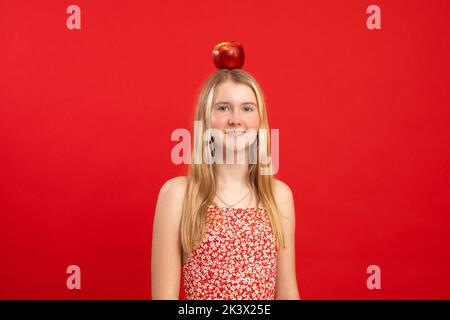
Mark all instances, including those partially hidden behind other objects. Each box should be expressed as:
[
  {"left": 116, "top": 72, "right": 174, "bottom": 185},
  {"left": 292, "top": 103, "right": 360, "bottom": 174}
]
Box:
[{"left": 1, "top": 0, "right": 449, "bottom": 299}]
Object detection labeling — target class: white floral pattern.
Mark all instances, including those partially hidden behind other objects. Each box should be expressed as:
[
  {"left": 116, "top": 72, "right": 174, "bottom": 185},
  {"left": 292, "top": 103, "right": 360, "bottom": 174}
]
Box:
[{"left": 182, "top": 204, "right": 278, "bottom": 300}]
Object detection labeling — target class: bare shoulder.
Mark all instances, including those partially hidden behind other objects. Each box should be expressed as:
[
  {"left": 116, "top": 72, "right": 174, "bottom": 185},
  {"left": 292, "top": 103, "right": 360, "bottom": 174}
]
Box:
[
  {"left": 273, "top": 178, "right": 295, "bottom": 219},
  {"left": 273, "top": 178, "right": 294, "bottom": 202},
  {"left": 155, "top": 176, "right": 188, "bottom": 219},
  {"left": 159, "top": 176, "right": 188, "bottom": 197}
]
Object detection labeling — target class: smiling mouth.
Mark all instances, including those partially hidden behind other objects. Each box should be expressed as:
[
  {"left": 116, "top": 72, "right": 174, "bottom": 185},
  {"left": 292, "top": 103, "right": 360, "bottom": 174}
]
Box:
[{"left": 225, "top": 129, "right": 247, "bottom": 137}]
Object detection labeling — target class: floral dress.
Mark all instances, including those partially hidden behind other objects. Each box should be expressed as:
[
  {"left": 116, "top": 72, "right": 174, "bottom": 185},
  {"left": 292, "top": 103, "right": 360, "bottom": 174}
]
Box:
[{"left": 182, "top": 204, "right": 278, "bottom": 300}]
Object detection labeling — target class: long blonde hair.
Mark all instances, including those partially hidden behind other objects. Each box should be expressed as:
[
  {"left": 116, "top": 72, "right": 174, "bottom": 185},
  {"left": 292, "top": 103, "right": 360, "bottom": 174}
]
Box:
[{"left": 180, "top": 69, "right": 285, "bottom": 260}]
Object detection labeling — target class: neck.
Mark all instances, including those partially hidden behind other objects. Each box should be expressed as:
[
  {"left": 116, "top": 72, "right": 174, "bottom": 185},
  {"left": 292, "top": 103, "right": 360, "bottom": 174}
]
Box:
[{"left": 214, "top": 163, "right": 250, "bottom": 190}]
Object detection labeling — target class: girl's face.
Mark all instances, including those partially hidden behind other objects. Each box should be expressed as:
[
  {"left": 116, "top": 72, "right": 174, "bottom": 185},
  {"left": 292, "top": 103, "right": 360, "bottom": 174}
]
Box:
[{"left": 210, "top": 80, "right": 260, "bottom": 156}]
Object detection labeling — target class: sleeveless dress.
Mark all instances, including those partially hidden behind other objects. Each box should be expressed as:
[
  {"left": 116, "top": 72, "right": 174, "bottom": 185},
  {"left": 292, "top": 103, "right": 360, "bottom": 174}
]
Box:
[{"left": 182, "top": 204, "right": 278, "bottom": 300}]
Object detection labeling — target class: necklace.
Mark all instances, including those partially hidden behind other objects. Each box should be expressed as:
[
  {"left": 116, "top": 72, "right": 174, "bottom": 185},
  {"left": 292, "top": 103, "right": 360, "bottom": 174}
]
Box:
[{"left": 216, "top": 189, "right": 250, "bottom": 208}]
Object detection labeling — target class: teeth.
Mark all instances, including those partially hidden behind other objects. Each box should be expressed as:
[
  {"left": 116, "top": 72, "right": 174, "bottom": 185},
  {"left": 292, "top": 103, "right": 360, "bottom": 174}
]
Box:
[{"left": 225, "top": 129, "right": 246, "bottom": 135}]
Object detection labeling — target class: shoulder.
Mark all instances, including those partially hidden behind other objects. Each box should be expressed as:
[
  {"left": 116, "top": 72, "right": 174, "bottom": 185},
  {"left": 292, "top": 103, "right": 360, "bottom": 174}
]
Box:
[
  {"left": 273, "top": 179, "right": 294, "bottom": 203},
  {"left": 155, "top": 176, "right": 188, "bottom": 217},
  {"left": 159, "top": 176, "right": 188, "bottom": 196},
  {"left": 273, "top": 178, "right": 295, "bottom": 219}
]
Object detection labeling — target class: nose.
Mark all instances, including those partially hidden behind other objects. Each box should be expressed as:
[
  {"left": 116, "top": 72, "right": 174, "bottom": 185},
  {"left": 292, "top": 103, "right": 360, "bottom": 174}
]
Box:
[{"left": 228, "top": 109, "right": 242, "bottom": 126}]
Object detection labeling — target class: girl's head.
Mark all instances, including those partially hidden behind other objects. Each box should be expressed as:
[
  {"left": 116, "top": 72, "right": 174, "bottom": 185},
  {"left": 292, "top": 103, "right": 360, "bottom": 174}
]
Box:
[
  {"left": 181, "top": 69, "right": 285, "bottom": 259},
  {"left": 202, "top": 70, "right": 262, "bottom": 158}
]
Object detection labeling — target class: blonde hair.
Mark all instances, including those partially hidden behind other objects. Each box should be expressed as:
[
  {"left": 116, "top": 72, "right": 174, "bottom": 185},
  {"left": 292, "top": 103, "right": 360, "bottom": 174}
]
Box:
[{"left": 180, "top": 69, "right": 285, "bottom": 260}]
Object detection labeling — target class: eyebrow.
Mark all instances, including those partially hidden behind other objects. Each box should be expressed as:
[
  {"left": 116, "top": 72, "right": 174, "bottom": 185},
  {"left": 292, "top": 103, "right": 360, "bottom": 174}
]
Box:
[{"left": 213, "top": 101, "right": 256, "bottom": 106}]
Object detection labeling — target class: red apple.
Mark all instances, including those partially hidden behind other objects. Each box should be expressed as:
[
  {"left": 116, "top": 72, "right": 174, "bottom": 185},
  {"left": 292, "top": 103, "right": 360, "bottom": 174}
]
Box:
[{"left": 212, "top": 41, "right": 245, "bottom": 69}]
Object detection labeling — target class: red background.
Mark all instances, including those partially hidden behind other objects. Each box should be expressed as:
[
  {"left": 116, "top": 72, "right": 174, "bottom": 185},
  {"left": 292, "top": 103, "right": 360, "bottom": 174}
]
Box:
[{"left": 1, "top": 0, "right": 449, "bottom": 299}]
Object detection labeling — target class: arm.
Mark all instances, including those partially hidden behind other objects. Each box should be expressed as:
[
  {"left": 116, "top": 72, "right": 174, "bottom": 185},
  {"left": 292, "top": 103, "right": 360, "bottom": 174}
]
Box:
[
  {"left": 151, "top": 176, "right": 186, "bottom": 299},
  {"left": 274, "top": 179, "right": 301, "bottom": 300}
]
